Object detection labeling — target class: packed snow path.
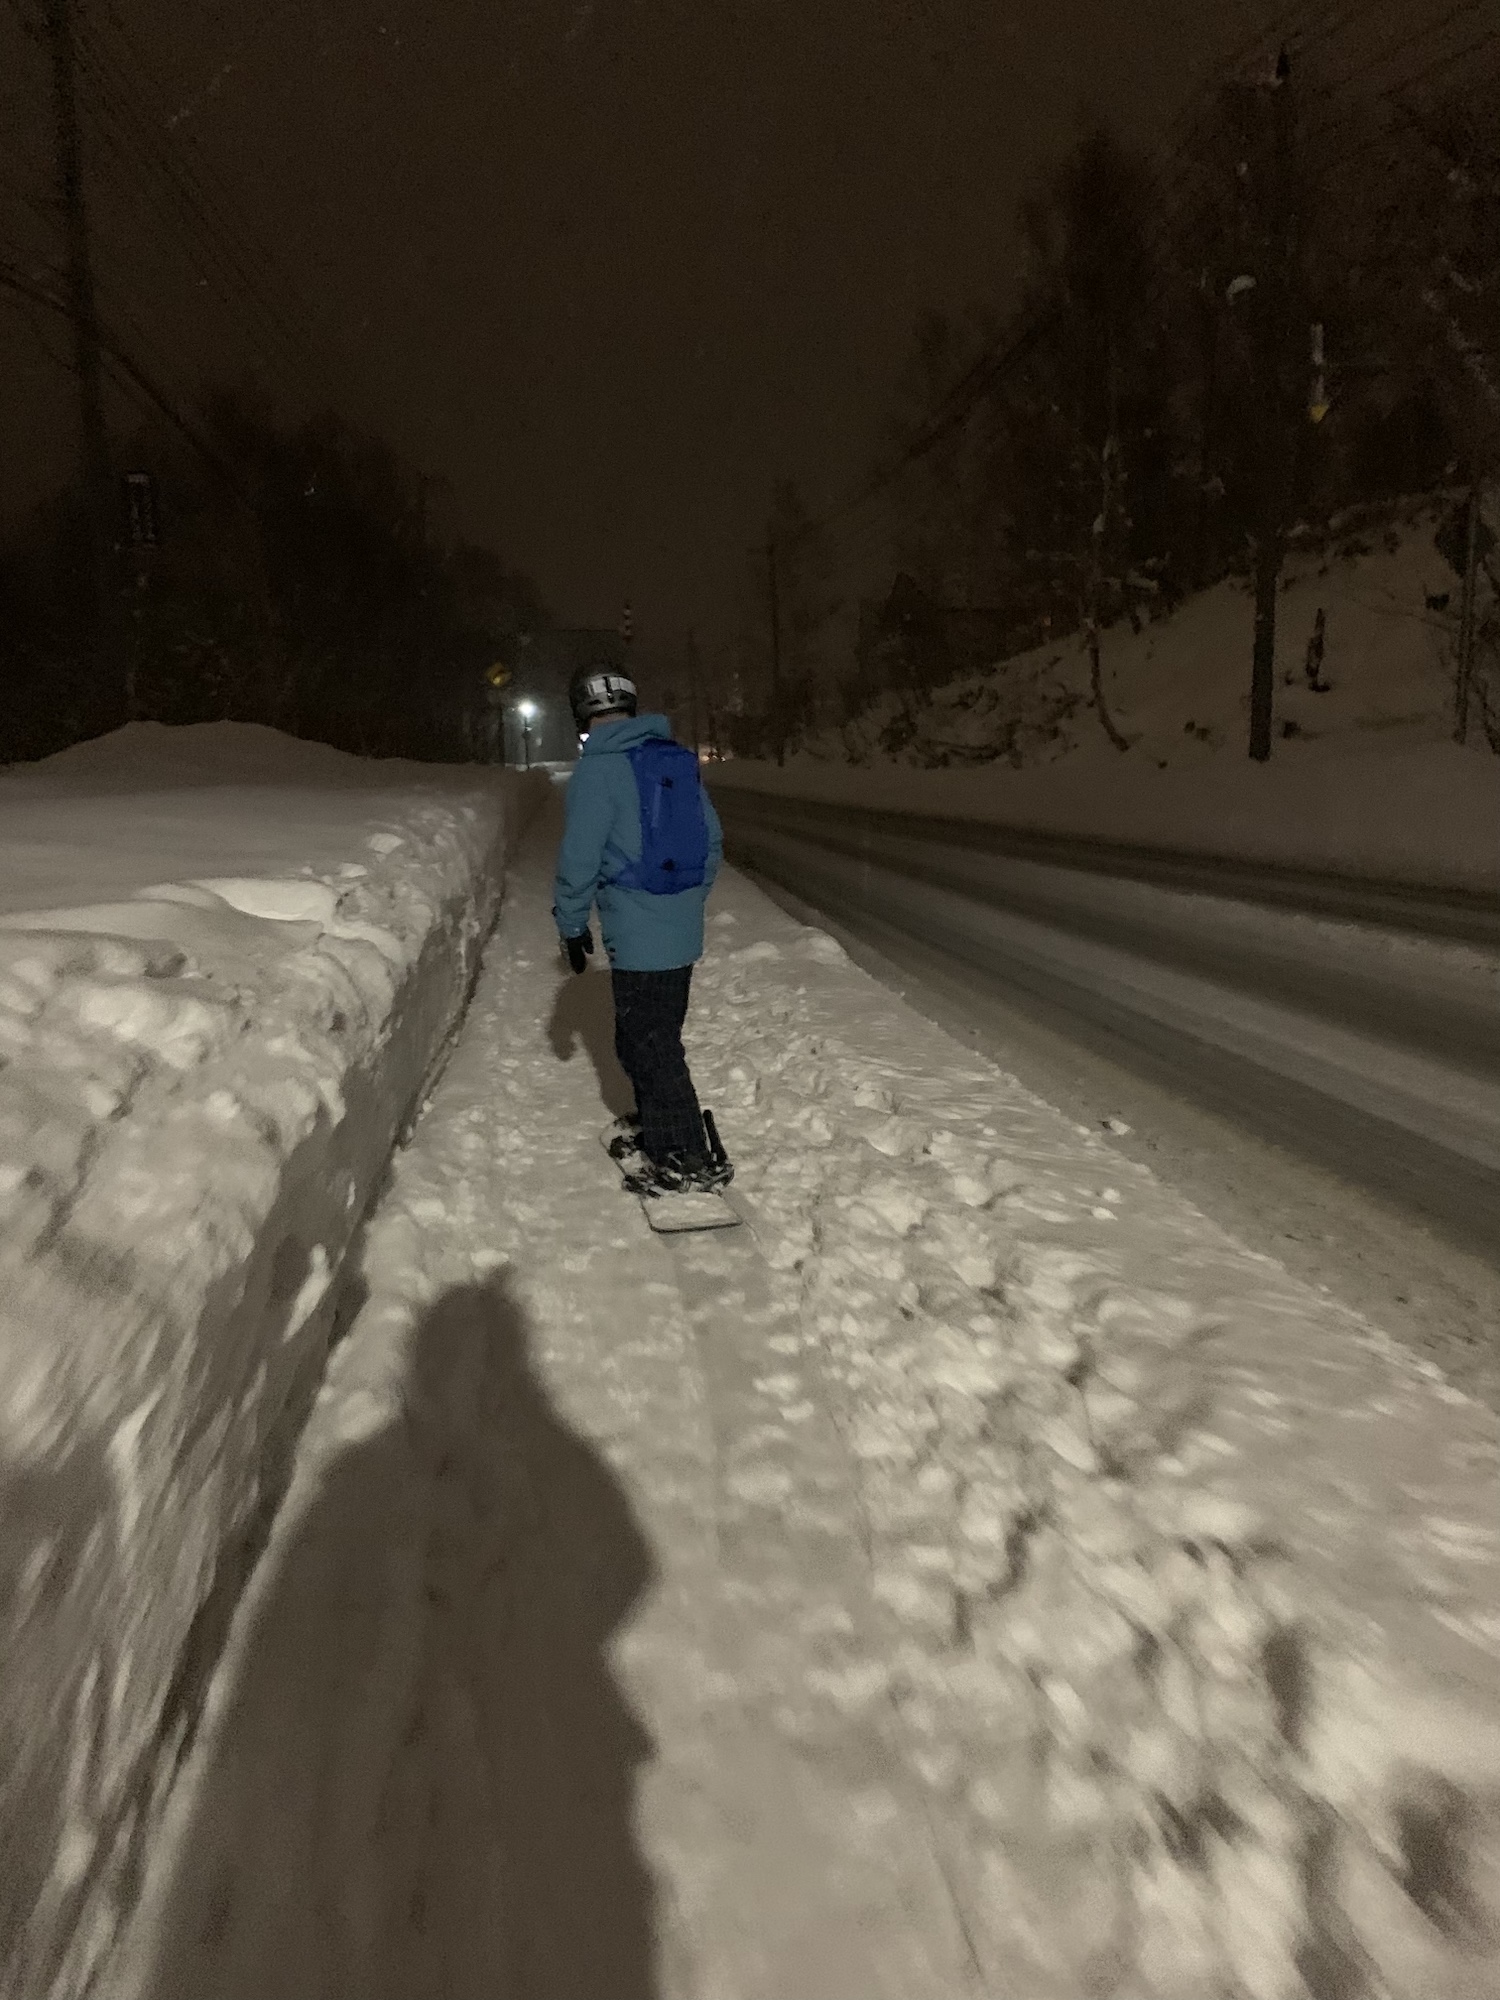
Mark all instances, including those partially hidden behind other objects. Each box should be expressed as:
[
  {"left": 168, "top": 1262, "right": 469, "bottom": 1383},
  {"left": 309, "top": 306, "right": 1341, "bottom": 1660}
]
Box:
[{"left": 118, "top": 795, "right": 1500, "bottom": 2000}]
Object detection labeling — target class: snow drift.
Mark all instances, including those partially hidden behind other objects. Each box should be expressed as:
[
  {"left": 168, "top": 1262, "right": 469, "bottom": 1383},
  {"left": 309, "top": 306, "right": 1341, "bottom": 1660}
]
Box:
[{"left": 0, "top": 725, "right": 541, "bottom": 1998}]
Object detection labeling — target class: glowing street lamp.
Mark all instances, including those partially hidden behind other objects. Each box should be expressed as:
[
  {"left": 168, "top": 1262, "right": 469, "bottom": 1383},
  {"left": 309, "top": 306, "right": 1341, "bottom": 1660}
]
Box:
[{"left": 516, "top": 698, "right": 538, "bottom": 769}]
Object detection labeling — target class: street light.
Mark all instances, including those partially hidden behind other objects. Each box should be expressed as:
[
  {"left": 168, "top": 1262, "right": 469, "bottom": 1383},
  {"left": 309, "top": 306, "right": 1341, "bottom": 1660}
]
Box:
[{"left": 517, "top": 698, "right": 538, "bottom": 769}]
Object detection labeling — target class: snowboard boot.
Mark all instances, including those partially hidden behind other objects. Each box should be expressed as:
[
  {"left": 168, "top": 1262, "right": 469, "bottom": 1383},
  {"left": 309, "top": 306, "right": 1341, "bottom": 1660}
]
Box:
[
  {"left": 622, "top": 1113, "right": 734, "bottom": 1197},
  {"left": 703, "top": 1109, "right": 734, "bottom": 1186},
  {"left": 606, "top": 1111, "right": 644, "bottom": 1163},
  {"left": 622, "top": 1152, "right": 731, "bottom": 1198}
]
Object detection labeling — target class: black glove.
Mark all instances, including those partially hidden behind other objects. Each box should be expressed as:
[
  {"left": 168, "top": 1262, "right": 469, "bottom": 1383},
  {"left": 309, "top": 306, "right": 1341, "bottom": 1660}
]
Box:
[{"left": 563, "top": 929, "right": 594, "bottom": 975}]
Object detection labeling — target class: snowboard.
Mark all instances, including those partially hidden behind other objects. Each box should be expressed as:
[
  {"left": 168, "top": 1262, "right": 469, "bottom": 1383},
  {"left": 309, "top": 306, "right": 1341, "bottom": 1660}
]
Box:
[{"left": 600, "top": 1113, "right": 743, "bottom": 1235}]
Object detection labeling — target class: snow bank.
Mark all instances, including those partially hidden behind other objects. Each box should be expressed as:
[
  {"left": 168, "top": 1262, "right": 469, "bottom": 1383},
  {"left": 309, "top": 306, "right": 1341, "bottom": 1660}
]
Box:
[
  {"left": 830, "top": 509, "right": 1479, "bottom": 771},
  {"left": 0, "top": 724, "right": 542, "bottom": 1999},
  {"left": 711, "top": 738, "right": 1500, "bottom": 893},
  {"left": 106, "top": 1138, "right": 527, "bottom": 2000},
  {"left": 716, "top": 508, "right": 1500, "bottom": 891}
]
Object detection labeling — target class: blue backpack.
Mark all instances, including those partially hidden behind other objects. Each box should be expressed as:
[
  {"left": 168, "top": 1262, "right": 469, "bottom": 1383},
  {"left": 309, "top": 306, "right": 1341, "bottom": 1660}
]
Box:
[{"left": 612, "top": 739, "right": 710, "bottom": 894}]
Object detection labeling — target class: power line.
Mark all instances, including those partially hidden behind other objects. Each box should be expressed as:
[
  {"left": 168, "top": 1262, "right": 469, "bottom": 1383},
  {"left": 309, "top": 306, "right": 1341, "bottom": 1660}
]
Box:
[
  {"left": 749, "top": 0, "right": 1496, "bottom": 657},
  {"left": 90, "top": 1, "right": 348, "bottom": 397},
  {"left": 815, "top": 168, "right": 1220, "bottom": 542},
  {"left": 69, "top": 25, "right": 333, "bottom": 414},
  {"left": 810, "top": 0, "right": 1498, "bottom": 551},
  {"left": 1303, "top": 31, "right": 1500, "bottom": 189},
  {"left": 0, "top": 275, "right": 70, "bottom": 370},
  {"left": 1304, "top": 0, "right": 1488, "bottom": 95},
  {"left": 0, "top": 250, "right": 253, "bottom": 495},
  {"left": 3, "top": 0, "right": 352, "bottom": 426},
  {"left": 805, "top": 19, "right": 1309, "bottom": 541},
  {"left": 0, "top": 160, "right": 54, "bottom": 230}
]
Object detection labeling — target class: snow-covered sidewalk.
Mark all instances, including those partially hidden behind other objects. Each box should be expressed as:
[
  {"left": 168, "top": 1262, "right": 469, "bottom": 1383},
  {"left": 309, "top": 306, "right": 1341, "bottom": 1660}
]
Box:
[
  {"left": 0, "top": 725, "right": 539, "bottom": 2000},
  {"left": 117, "top": 795, "right": 1500, "bottom": 2000}
]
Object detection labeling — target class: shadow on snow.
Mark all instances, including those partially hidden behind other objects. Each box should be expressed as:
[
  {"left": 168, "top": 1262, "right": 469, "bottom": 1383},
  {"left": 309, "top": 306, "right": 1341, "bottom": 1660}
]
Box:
[
  {"left": 130, "top": 1273, "right": 660, "bottom": 2000},
  {"left": 547, "top": 964, "right": 634, "bottom": 1121}
]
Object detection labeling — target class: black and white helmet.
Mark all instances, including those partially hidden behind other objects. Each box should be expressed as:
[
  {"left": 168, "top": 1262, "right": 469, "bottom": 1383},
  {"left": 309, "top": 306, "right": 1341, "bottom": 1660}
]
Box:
[{"left": 569, "top": 667, "right": 637, "bottom": 727}]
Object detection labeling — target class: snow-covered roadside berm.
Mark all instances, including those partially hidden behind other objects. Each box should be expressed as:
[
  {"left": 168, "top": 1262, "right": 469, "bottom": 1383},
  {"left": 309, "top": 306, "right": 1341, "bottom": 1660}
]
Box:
[
  {"left": 710, "top": 738, "right": 1500, "bottom": 895},
  {"left": 0, "top": 724, "right": 539, "bottom": 1999},
  {"left": 110, "top": 806, "right": 1500, "bottom": 2000}
]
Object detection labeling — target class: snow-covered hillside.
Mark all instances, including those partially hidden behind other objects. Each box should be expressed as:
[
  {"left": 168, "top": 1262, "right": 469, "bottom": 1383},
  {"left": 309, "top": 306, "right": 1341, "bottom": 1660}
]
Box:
[
  {"left": 0, "top": 724, "right": 539, "bottom": 1999},
  {"left": 836, "top": 499, "right": 1492, "bottom": 772},
  {"left": 714, "top": 502, "right": 1500, "bottom": 890}
]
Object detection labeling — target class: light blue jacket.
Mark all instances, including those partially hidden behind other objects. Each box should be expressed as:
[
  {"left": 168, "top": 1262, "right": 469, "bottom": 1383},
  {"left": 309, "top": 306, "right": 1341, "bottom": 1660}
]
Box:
[{"left": 552, "top": 713, "right": 724, "bottom": 972}]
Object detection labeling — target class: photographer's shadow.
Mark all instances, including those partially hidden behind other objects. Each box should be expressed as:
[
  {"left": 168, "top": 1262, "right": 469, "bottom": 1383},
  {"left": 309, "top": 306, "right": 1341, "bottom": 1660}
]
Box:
[
  {"left": 547, "top": 964, "right": 634, "bottom": 1120},
  {"left": 125, "top": 1275, "right": 661, "bottom": 2000}
]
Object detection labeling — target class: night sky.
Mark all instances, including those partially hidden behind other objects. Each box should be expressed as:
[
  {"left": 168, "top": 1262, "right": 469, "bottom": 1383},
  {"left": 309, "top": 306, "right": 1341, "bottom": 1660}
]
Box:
[{"left": 1, "top": 0, "right": 1280, "bottom": 652}]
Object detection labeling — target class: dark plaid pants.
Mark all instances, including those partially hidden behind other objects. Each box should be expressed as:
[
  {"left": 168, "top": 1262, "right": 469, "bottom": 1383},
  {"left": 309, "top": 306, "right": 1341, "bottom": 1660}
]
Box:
[{"left": 612, "top": 965, "right": 708, "bottom": 1166}]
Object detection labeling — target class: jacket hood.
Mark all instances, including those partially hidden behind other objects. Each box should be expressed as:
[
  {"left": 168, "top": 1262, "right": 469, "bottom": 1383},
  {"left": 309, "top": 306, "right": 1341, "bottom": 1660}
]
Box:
[{"left": 579, "top": 712, "right": 672, "bottom": 757}]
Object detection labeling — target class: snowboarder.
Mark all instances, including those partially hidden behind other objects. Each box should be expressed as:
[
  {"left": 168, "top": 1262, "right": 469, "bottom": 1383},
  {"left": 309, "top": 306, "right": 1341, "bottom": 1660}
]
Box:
[{"left": 553, "top": 664, "right": 732, "bottom": 1197}]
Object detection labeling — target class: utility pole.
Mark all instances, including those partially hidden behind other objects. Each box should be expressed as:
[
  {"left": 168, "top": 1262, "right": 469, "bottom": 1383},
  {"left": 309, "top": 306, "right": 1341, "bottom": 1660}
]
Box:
[
  {"left": 1248, "top": 44, "right": 1296, "bottom": 764},
  {"left": 685, "top": 628, "right": 702, "bottom": 755},
  {"left": 1085, "top": 337, "right": 1131, "bottom": 754},
  {"left": 1193, "top": 267, "right": 1221, "bottom": 590},
  {"left": 1454, "top": 487, "right": 1482, "bottom": 746},
  {"left": 766, "top": 532, "right": 784, "bottom": 766},
  {"left": 46, "top": 0, "right": 116, "bottom": 707}
]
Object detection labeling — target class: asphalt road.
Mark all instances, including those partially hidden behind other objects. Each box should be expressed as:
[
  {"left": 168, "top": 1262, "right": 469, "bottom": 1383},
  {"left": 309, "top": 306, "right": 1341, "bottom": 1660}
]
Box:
[
  {"left": 713, "top": 786, "right": 1500, "bottom": 1408},
  {"left": 715, "top": 786, "right": 1500, "bottom": 949}
]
